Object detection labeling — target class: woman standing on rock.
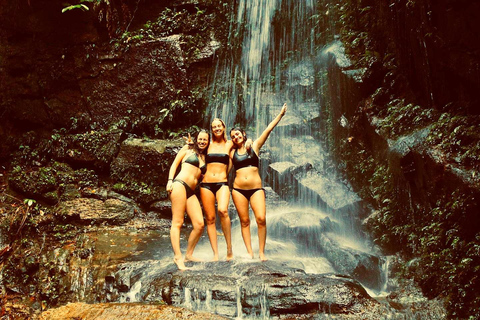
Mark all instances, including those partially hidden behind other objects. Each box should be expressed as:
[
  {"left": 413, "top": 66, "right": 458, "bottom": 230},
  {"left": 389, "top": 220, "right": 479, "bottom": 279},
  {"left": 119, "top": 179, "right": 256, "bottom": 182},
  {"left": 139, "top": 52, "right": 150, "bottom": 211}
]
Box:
[
  {"left": 200, "top": 118, "right": 236, "bottom": 261},
  {"left": 229, "top": 103, "right": 287, "bottom": 261},
  {"left": 166, "top": 130, "right": 209, "bottom": 270}
]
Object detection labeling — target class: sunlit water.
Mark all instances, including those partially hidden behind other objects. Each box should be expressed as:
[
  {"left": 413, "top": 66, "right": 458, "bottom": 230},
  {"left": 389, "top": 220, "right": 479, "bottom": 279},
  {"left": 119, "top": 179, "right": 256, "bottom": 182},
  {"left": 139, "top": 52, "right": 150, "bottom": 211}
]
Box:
[{"left": 204, "top": 0, "right": 386, "bottom": 296}]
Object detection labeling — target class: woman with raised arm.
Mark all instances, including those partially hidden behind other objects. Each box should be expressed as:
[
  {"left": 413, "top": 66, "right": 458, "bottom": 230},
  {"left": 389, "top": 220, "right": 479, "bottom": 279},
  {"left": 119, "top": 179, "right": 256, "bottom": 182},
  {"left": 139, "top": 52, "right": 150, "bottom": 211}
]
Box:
[
  {"left": 166, "top": 130, "right": 209, "bottom": 270},
  {"left": 200, "top": 118, "right": 235, "bottom": 261},
  {"left": 229, "top": 103, "right": 287, "bottom": 261}
]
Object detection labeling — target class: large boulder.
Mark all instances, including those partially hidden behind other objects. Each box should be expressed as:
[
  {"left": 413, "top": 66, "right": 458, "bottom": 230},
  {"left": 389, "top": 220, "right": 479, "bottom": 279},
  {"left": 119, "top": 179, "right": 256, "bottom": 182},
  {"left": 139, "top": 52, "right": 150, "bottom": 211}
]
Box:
[
  {"left": 113, "top": 260, "right": 376, "bottom": 318},
  {"left": 39, "top": 302, "right": 227, "bottom": 320},
  {"left": 51, "top": 129, "right": 123, "bottom": 171},
  {"left": 267, "top": 161, "right": 362, "bottom": 213},
  {"left": 57, "top": 198, "right": 136, "bottom": 224},
  {"left": 110, "top": 137, "right": 182, "bottom": 205}
]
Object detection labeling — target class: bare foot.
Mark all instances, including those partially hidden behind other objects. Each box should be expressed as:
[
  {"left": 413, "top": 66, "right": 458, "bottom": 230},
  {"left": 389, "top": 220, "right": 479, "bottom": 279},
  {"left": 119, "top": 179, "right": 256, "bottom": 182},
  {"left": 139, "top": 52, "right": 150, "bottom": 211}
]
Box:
[
  {"left": 184, "top": 255, "right": 203, "bottom": 262},
  {"left": 174, "top": 256, "right": 187, "bottom": 270},
  {"left": 259, "top": 253, "right": 267, "bottom": 261},
  {"left": 212, "top": 254, "right": 219, "bottom": 262},
  {"left": 226, "top": 249, "right": 233, "bottom": 261},
  {"left": 248, "top": 252, "right": 254, "bottom": 259}
]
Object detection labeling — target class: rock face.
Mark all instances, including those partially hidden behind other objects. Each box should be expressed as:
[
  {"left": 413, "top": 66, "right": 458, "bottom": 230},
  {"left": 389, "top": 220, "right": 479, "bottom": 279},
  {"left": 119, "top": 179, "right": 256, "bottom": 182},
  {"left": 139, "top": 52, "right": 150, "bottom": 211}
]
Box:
[
  {"left": 110, "top": 138, "right": 182, "bottom": 187},
  {"left": 267, "top": 161, "right": 361, "bottom": 214},
  {"left": 0, "top": 0, "right": 227, "bottom": 159},
  {"left": 39, "top": 302, "right": 227, "bottom": 320},
  {"left": 115, "top": 260, "right": 377, "bottom": 318},
  {"left": 110, "top": 137, "right": 183, "bottom": 205},
  {"left": 57, "top": 198, "right": 136, "bottom": 223},
  {"left": 51, "top": 129, "right": 123, "bottom": 171}
]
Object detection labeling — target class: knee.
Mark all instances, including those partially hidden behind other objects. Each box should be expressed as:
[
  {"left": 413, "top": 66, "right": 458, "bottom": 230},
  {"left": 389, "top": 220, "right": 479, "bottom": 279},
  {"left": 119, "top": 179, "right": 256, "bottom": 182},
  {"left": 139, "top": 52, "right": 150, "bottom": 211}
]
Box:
[
  {"left": 256, "top": 217, "right": 266, "bottom": 227},
  {"left": 240, "top": 218, "right": 250, "bottom": 228},
  {"left": 193, "top": 220, "right": 205, "bottom": 231},
  {"left": 205, "top": 216, "right": 216, "bottom": 225},
  {"left": 171, "top": 220, "right": 183, "bottom": 229},
  {"left": 218, "top": 208, "right": 229, "bottom": 219}
]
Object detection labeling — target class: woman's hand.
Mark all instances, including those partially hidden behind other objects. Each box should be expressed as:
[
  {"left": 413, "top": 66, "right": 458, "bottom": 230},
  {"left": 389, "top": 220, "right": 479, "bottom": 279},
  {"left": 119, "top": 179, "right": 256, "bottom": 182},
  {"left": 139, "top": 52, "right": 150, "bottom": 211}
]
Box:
[
  {"left": 280, "top": 103, "right": 287, "bottom": 116},
  {"left": 183, "top": 133, "right": 194, "bottom": 145},
  {"left": 166, "top": 180, "right": 173, "bottom": 193}
]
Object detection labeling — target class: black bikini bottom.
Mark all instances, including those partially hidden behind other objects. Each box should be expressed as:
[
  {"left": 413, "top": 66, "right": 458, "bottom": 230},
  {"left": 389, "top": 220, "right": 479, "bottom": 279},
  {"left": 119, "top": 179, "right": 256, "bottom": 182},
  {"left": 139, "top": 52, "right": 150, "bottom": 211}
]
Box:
[
  {"left": 173, "top": 179, "right": 195, "bottom": 199},
  {"left": 200, "top": 182, "right": 229, "bottom": 195},
  {"left": 232, "top": 188, "right": 265, "bottom": 201}
]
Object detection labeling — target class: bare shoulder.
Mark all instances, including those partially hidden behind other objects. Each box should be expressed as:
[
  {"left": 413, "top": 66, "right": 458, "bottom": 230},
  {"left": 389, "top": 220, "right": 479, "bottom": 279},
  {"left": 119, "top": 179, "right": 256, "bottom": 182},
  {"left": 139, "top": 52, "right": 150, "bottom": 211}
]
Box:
[{"left": 180, "top": 145, "right": 190, "bottom": 152}]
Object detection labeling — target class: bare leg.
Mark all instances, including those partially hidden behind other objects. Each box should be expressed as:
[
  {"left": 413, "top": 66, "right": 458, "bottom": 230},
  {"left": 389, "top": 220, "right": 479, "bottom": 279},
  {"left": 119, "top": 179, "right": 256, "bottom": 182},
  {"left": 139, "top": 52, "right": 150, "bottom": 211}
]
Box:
[
  {"left": 201, "top": 187, "right": 219, "bottom": 261},
  {"left": 232, "top": 189, "right": 253, "bottom": 258},
  {"left": 217, "top": 186, "right": 233, "bottom": 261},
  {"left": 251, "top": 190, "right": 267, "bottom": 261},
  {"left": 170, "top": 183, "right": 187, "bottom": 270},
  {"left": 184, "top": 195, "right": 205, "bottom": 262}
]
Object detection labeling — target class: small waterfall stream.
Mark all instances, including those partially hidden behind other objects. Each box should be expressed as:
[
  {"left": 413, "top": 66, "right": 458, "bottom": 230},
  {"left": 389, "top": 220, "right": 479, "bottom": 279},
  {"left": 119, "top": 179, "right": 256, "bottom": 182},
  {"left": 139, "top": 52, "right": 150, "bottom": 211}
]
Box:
[{"left": 208, "top": 0, "right": 385, "bottom": 292}]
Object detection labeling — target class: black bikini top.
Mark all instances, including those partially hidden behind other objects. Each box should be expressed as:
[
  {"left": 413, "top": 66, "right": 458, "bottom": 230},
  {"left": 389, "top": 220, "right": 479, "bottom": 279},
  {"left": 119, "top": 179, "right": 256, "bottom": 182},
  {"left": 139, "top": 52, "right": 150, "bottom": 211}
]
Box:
[
  {"left": 184, "top": 153, "right": 206, "bottom": 174},
  {"left": 232, "top": 149, "right": 259, "bottom": 170},
  {"left": 206, "top": 153, "right": 229, "bottom": 165}
]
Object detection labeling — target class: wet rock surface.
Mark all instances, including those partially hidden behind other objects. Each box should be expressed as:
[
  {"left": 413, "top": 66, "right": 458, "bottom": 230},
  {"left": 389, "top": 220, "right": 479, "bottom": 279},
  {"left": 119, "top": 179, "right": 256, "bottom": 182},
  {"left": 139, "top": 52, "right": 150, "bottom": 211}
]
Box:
[
  {"left": 57, "top": 197, "right": 136, "bottom": 223},
  {"left": 116, "top": 260, "right": 376, "bottom": 318},
  {"left": 39, "top": 302, "right": 227, "bottom": 320},
  {"left": 267, "top": 161, "right": 361, "bottom": 212}
]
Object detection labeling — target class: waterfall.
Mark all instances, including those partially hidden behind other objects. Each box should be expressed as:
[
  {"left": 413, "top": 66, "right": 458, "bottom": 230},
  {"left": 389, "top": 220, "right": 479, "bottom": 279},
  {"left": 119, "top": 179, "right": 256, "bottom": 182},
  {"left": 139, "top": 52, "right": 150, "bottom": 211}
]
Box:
[{"left": 208, "top": 0, "right": 386, "bottom": 292}]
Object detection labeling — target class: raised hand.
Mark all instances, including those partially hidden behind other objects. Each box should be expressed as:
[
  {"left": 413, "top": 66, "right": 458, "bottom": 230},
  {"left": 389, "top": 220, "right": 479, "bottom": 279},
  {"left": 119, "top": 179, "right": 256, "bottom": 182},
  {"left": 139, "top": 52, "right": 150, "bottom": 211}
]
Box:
[{"left": 183, "top": 133, "right": 194, "bottom": 145}]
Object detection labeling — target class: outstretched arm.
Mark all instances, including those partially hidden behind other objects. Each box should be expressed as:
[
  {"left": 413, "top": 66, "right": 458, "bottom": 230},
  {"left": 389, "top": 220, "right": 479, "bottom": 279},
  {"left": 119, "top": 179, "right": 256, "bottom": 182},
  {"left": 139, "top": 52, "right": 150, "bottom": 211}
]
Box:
[
  {"left": 166, "top": 145, "right": 188, "bottom": 192},
  {"left": 253, "top": 103, "right": 287, "bottom": 152}
]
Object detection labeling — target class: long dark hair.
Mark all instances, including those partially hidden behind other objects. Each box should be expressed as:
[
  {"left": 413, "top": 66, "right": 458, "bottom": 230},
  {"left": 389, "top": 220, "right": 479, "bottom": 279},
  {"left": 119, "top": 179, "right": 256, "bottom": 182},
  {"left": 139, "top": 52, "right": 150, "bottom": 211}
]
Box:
[
  {"left": 229, "top": 127, "right": 247, "bottom": 147},
  {"left": 193, "top": 129, "right": 210, "bottom": 155},
  {"left": 211, "top": 118, "right": 227, "bottom": 142}
]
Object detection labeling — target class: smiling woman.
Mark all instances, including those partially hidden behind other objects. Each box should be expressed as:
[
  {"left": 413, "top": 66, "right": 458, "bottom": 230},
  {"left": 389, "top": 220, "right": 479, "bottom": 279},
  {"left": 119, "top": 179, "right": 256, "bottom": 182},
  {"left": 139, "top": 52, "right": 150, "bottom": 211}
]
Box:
[
  {"left": 200, "top": 118, "right": 235, "bottom": 261},
  {"left": 229, "top": 103, "right": 287, "bottom": 261},
  {"left": 166, "top": 130, "right": 210, "bottom": 270}
]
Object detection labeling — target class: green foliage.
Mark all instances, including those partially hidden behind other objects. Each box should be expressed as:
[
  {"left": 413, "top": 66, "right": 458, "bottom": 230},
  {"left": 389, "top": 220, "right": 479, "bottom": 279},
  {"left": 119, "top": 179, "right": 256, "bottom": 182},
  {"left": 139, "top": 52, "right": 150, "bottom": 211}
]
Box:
[
  {"left": 24, "top": 198, "right": 36, "bottom": 207},
  {"left": 376, "top": 99, "right": 438, "bottom": 139},
  {"left": 427, "top": 113, "right": 480, "bottom": 170},
  {"left": 364, "top": 161, "right": 480, "bottom": 318},
  {"left": 61, "top": 0, "right": 99, "bottom": 13},
  {"left": 62, "top": 4, "right": 89, "bottom": 13}
]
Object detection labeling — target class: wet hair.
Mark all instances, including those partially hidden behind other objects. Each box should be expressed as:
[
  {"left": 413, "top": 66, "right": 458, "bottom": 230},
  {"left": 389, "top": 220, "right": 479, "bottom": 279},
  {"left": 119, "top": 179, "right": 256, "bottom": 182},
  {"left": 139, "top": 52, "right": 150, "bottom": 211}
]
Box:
[
  {"left": 193, "top": 129, "right": 210, "bottom": 155},
  {"left": 229, "top": 127, "right": 247, "bottom": 146},
  {"left": 211, "top": 118, "right": 227, "bottom": 142}
]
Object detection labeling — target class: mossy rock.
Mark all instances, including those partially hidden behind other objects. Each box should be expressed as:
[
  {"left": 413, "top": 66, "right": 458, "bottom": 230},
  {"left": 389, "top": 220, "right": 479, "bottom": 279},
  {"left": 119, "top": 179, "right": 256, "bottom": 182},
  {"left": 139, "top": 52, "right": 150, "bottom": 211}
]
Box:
[
  {"left": 110, "top": 138, "right": 182, "bottom": 204},
  {"left": 8, "top": 167, "right": 58, "bottom": 203},
  {"left": 51, "top": 129, "right": 123, "bottom": 171}
]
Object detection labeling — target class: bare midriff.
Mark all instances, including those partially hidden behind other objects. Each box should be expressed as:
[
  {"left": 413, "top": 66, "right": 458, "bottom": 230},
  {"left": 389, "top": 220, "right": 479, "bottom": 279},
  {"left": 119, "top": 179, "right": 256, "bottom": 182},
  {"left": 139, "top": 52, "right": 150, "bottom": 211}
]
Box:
[
  {"left": 203, "top": 162, "right": 228, "bottom": 183},
  {"left": 233, "top": 167, "right": 262, "bottom": 189},
  {"left": 175, "top": 162, "right": 202, "bottom": 189}
]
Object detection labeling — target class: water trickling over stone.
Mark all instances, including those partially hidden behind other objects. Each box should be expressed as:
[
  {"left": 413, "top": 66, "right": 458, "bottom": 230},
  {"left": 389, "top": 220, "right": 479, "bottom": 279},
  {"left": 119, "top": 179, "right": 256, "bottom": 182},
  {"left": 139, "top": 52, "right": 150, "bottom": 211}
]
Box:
[{"left": 208, "top": 0, "right": 385, "bottom": 294}]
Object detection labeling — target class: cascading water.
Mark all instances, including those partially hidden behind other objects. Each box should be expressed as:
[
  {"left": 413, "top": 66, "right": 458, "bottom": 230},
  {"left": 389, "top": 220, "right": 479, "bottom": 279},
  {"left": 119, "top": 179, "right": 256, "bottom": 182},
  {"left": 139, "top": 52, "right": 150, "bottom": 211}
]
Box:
[{"left": 207, "top": 0, "right": 385, "bottom": 292}]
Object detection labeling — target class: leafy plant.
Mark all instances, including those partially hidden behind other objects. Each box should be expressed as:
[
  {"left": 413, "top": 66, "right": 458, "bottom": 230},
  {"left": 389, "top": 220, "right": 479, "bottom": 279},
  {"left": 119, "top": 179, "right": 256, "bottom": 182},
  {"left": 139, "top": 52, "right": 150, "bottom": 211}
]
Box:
[{"left": 61, "top": 0, "right": 99, "bottom": 13}]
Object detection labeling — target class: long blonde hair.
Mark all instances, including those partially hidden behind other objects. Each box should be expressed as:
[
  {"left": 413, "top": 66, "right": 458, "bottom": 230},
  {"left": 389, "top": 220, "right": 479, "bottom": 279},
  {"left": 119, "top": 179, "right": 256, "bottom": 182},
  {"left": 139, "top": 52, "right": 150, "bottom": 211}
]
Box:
[{"left": 211, "top": 118, "right": 227, "bottom": 142}]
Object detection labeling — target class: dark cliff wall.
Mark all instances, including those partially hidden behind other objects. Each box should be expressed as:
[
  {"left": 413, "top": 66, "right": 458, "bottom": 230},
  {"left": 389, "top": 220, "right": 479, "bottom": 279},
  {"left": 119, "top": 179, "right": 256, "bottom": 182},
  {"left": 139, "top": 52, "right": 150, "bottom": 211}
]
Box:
[
  {"left": 0, "top": 0, "right": 230, "bottom": 160},
  {"left": 326, "top": 0, "right": 480, "bottom": 317},
  {"left": 340, "top": 0, "right": 480, "bottom": 114}
]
